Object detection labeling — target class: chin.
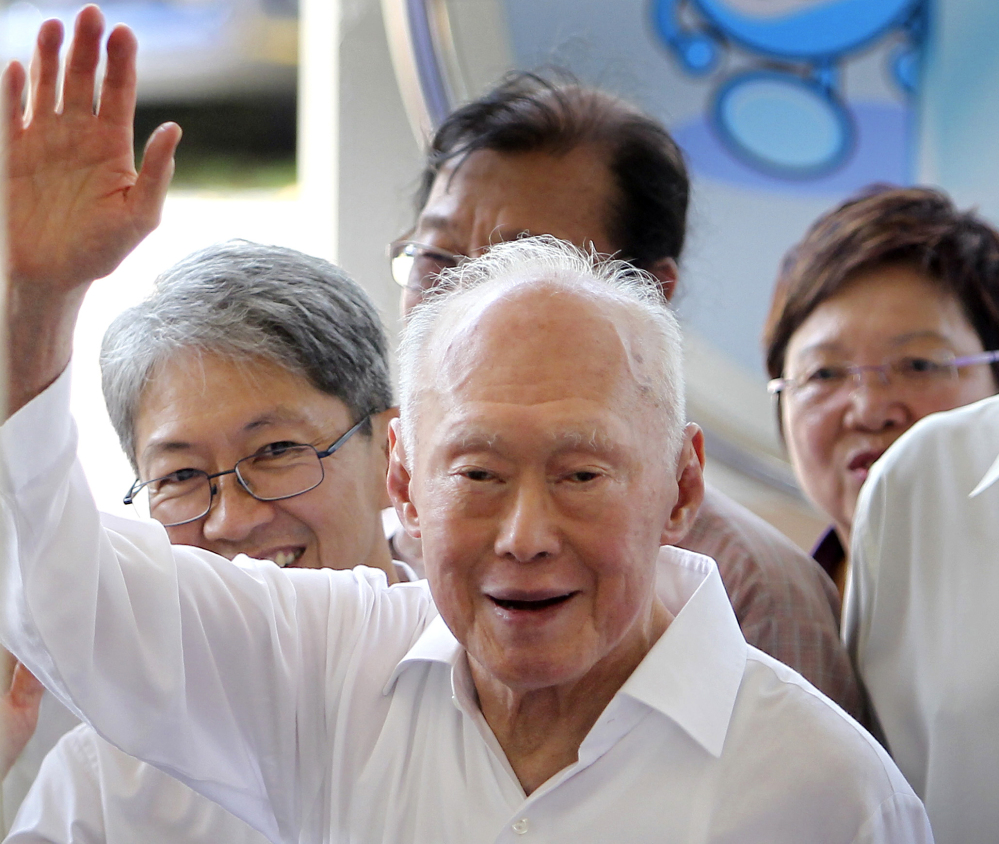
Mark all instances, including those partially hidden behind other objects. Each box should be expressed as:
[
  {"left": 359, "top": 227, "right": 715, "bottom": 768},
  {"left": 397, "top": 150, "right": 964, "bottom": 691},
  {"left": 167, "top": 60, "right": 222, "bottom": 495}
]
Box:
[{"left": 477, "top": 646, "right": 595, "bottom": 692}]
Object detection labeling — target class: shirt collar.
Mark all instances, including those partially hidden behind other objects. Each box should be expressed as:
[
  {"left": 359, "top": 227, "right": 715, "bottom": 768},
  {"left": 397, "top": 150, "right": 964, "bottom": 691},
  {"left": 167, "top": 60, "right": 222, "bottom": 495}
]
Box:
[
  {"left": 970, "top": 449, "right": 999, "bottom": 498},
  {"left": 383, "top": 614, "right": 461, "bottom": 695},
  {"left": 383, "top": 548, "right": 746, "bottom": 759},
  {"left": 392, "top": 560, "right": 419, "bottom": 583},
  {"left": 618, "top": 548, "right": 747, "bottom": 758}
]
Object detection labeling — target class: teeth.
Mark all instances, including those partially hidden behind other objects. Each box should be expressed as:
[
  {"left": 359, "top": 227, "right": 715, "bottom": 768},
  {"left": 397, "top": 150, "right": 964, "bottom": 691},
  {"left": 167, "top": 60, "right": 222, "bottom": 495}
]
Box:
[{"left": 273, "top": 550, "right": 298, "bottom": 568}]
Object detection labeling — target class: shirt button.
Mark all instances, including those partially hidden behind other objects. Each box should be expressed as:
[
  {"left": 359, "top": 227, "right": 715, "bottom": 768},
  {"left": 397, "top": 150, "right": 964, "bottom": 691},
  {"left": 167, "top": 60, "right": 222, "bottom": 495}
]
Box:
[{"left": 512, "top": 818, "right": 529, "bottom": 835}]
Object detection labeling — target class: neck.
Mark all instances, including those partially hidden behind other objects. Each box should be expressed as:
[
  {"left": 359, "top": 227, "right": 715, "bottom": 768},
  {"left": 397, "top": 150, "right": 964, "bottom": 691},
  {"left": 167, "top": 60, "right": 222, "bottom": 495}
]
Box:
[
  {"left": 832, "top": 523, "right": 851, "bottom": 599},
  {"left": 470, "top": 600, "right": 671, "bottom": 794},
  {"left": 370, "top": 537, "right": 400, "bottom": 584}
]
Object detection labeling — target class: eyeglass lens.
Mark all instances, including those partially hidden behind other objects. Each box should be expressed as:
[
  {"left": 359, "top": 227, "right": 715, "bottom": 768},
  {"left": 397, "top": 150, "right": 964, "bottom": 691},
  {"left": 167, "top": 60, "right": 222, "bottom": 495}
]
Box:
[
  {"left": 782, "top": 354, "right": 973, "bottom": 405},
  {"left": 132, "top": 445, "right": 325, "bottom": 527},
  {"left": 390, "top": 243, "right": 462, "bottom": 292}
]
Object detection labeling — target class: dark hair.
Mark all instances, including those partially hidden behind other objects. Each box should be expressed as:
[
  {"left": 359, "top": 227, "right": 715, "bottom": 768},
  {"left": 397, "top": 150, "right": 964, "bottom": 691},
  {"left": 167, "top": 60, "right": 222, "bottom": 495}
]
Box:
[
  {"left": 415, "top": 71, "right": 690, "bottom": 268},
  {"left": 101, "top": 241, "right": 393, "bottom": 470},
  {"left": 764, "top": 185, "right": 999, "bottom": 385}
]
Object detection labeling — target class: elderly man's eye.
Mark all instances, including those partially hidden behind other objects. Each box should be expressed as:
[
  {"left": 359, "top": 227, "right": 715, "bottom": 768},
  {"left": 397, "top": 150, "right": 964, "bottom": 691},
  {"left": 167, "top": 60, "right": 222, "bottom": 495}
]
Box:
[
  {"left": 566, "top": 470, "right": 601, "bottom": 483},
  {"left": 461, "top": 468, "right": 494, "bottom": 482},
  {"left": 147, "top": 468, "right": 206, "bottom": 499}
]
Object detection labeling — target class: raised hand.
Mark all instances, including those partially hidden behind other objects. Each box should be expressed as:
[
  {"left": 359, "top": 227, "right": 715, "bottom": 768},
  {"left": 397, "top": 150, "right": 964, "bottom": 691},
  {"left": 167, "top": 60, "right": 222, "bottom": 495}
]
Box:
[
  {"left": 4, "top": 4, "right": 180, "bottom": 288},
  {"left": 2, "top": 4, "right": 182, "bottom": 413}
]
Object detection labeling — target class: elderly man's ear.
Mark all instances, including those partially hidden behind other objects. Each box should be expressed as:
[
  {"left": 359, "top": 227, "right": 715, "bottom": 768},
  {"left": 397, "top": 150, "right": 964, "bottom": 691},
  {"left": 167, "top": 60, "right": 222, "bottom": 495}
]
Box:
[
  {"left": 372, "top": 408, "right": 400, "bottom": 510},
  {"left": 660, "top": 423, "right": 705, "bottom": 546},
  {"left": 386, "top": 418, "right": 421, "bottom": 538}
]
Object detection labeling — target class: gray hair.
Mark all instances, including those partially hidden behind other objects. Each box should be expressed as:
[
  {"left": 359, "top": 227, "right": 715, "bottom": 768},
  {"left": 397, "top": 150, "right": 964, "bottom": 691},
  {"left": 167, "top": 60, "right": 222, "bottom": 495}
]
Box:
[
  {"left": 101, "top": 240, "right": 393, "bottom": 470},
  {"left": 398, "top": 236, "right": 686, "bottom": 464}
]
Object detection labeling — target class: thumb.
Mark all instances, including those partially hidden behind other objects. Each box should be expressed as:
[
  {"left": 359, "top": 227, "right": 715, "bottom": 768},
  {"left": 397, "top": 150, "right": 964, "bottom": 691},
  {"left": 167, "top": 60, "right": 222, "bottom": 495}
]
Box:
[{"left": 129, "top": 121, "right": 182, "bottom": 233}]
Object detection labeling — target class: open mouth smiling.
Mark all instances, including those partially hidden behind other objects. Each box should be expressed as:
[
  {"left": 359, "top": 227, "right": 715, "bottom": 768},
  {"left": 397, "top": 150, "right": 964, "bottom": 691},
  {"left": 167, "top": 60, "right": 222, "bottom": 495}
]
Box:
[{"left": 488, "top": 592, "right": 579, "bottom": 612}]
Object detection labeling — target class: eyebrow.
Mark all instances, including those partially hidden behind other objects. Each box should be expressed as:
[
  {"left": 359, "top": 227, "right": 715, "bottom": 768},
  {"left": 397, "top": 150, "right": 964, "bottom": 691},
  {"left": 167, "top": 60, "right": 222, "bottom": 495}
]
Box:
[
  {"left": 140, "top": 410, "right": 318, "bottom": 462},
  {"left": 414, "top": 216, "right": 534, "bottom": 250},
  {"left": 447, "top": 425, "right": 623, "bottom": 456},
  {"left": 792, "top": 330, "right": 956, "bottom": 360},
  {"left": 413, "top": 213, "right": 458, "bottom": 239},
  {"left": 886, "top": 330, "right": 956, "bottom": 348}
]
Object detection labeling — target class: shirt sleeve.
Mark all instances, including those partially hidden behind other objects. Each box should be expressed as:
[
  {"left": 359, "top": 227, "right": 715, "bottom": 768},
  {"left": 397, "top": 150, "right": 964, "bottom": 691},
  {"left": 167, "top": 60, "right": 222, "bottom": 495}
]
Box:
[
  {"left": 849, "top": 794, "right": 934, "bottom": 844},
  {"left": 6, "top": 723, "right": 284, "bottom": 844},
  {"left": 0, "top": 369, "right": 434, "bottom": 843}
]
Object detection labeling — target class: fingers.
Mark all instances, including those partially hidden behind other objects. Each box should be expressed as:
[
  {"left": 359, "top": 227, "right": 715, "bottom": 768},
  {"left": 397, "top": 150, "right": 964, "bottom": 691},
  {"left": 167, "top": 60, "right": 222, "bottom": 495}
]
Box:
[
  {"left": 62, "top": 4, "right": 105, "bottom": 115},
  {"left": 1, "top": 60, "right": 27, "bottom": 140},
  {"left": 98, "top": 23, "right": 138, "bottom": 127},
  {"left": 26, "top": 17, "right": 63, "bottom": 122},
  {"left": 130, "top": 122, "right": 183, "bottom": 232},
  {"left": 9, "top": 663, "right": 44, "bottom": 707}
]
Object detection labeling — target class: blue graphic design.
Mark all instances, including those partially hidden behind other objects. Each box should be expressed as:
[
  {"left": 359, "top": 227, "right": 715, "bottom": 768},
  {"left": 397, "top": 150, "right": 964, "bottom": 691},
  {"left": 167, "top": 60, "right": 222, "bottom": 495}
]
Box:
[{"left": 652, "top": 0, "right": 926, "bottom": 180}]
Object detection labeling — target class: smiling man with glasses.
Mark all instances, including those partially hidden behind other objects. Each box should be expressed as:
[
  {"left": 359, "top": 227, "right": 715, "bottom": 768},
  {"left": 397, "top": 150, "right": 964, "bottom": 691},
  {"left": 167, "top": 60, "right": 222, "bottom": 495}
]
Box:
[
  {"left": 101, "top": 240, "right": 399, "bottom": 579},
  {"left": 3, "top": 233, "right": 403, "bottom": 844}
]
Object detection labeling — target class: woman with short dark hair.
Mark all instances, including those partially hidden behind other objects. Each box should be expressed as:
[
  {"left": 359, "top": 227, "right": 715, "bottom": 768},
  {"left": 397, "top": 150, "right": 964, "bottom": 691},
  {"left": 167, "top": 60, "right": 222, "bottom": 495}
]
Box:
[{"left": 763, "top": 186, "right": 999, "bottom": 595}]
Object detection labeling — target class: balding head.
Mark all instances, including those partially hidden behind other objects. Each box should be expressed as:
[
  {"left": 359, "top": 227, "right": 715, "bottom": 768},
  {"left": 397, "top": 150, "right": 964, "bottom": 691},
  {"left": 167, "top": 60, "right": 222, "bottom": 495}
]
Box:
[{"left": 397, "top": 237, "right": 686, "bottom": 469}]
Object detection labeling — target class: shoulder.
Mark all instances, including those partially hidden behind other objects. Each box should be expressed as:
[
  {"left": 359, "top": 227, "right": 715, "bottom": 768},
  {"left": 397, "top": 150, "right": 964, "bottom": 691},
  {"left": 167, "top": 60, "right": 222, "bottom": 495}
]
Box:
[
  {"left": 855, "top": 394, "right": 999, "bottom": 557},
  {"left": 41, "top": 723, "right": 160, "bottom": 789},
  {"left": 736, "top": 649, "right": 919, "bottom": 804},
  {"left": 681, "top": 485, "right": 831, "bottom": 587},
  {"left": 869, "top": 393, "right": 999, "bottom": 490},
  {"left": 674, "top": 486, "right": 840, "bottom": 634}
]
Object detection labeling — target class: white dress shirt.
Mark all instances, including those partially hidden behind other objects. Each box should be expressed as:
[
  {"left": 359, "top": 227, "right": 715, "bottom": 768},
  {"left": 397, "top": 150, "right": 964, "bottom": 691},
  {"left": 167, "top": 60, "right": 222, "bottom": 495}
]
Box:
[
  {"left": 0, "top": 370, "right": 931, "bottom": 844},
  {"left": 847, "top": 393, "right": 999, "bottom": 844},
  {"left": 1, "top": 694, "right": 79, "bottom": 833},
  {"left": 6, "top": 724, "right": 269, "bottom": 844},
  {"left": 5, "top": 559, "right": 414, "bottom": 844}
]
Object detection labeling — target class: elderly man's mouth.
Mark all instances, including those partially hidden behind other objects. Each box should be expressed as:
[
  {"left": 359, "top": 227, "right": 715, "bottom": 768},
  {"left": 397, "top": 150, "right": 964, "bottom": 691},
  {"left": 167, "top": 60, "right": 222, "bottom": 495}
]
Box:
[{"left": 488, "top": 592, "right": 578, "bottom": 612}]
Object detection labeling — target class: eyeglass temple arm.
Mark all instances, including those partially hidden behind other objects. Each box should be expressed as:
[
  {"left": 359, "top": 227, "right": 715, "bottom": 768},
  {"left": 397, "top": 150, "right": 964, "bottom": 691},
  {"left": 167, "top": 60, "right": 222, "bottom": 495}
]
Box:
[{"left": 317, "top": 415, "right": 371, "bottom": 458}]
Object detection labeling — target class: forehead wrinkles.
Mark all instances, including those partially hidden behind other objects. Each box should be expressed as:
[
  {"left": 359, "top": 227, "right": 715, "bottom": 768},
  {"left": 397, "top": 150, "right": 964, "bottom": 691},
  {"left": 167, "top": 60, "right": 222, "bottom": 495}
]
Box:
[
  {"left": 450, "top": 415, "right": 625, "bottom": 452},
  {"left": 416, "top": 285, "right": 666, "bottom": 453}
]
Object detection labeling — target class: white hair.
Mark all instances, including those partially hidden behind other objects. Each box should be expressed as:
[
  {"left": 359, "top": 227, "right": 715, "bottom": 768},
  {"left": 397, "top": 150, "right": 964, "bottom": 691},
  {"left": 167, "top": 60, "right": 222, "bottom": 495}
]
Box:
[{"left": 397, "top": 236, "right": 686, "bottom": 465}]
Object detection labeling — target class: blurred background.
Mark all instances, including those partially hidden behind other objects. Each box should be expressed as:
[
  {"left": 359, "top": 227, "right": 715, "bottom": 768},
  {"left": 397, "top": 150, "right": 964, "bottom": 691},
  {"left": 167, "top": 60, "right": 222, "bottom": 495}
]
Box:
[{"left": 3, "top": 0, "right": 997, "bottom": 549}]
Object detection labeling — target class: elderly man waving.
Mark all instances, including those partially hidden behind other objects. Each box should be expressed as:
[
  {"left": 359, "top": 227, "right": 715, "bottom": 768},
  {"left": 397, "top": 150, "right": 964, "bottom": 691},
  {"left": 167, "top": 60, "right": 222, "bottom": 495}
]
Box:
[{"left": 2, "top": 8, "right": 929, "bottom": 843}]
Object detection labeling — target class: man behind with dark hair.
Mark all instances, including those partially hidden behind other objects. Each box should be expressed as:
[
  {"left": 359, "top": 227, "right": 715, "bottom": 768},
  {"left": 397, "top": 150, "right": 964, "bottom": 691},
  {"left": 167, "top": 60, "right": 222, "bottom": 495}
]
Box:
[{"left": 390, "top": 71, "right": 862, "bottom": 717}]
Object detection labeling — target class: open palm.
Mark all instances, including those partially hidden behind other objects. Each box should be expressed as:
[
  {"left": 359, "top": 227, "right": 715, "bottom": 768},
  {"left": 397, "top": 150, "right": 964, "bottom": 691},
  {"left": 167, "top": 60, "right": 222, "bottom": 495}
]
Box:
[{"left": 3, "top": 4, "right": 180, "bottom": 291}]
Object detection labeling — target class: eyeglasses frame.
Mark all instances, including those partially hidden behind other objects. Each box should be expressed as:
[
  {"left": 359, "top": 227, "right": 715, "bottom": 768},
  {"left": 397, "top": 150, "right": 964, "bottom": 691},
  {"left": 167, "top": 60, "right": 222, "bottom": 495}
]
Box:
[
  {"left": 124, "top": 414, "right": 372, "bottom": 527},
  {"left": 767, "top": 349, "right": 999, "bottom": 397},
  {"left": 388, "top": 237, "right": 467, "bottom": 293}
]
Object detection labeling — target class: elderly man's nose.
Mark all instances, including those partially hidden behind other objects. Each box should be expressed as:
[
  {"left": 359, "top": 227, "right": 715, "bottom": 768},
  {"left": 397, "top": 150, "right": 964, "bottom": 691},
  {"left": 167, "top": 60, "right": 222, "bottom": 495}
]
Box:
[
  {"left": 494, "top": 481, "right": 561, "bottom": 562},
  {"left": 201, "top": 476, "right": 274, "bottom": 543}
]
